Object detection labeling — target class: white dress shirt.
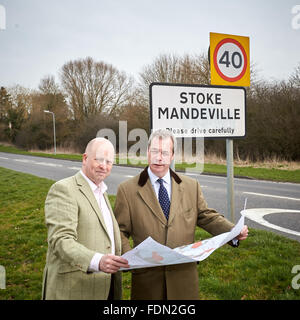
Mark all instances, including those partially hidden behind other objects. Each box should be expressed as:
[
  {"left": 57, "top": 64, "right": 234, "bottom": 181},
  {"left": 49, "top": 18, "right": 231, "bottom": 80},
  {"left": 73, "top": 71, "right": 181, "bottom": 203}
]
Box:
[
  {"left": 80, "top": 170, "right": 115, "bottom": 272},
  {"left": 147, "top": 167, "right": 172, "bottom": 200}
]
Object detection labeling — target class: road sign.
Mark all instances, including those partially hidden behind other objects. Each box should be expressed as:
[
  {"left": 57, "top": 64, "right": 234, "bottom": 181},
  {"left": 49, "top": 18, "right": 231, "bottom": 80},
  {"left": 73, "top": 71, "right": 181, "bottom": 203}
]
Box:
[
  {"left": 150, "top": 82, "right": 246, "bottom": 138},
  {"left": 210, "top": 32, "right": 250, "bottom": 87}
]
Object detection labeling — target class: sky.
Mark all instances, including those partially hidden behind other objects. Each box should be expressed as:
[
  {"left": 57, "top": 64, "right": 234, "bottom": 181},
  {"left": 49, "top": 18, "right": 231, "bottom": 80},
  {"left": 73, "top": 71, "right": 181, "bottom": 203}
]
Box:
[{"left": 0, "top": 0, "right": 300, "bottom": 89}]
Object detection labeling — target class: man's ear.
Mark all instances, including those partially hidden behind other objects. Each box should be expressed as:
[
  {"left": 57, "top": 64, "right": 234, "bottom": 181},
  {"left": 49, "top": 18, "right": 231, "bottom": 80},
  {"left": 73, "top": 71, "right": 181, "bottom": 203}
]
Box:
[{"left": 82, "top": 153, "right": 88, "bottom": 165}]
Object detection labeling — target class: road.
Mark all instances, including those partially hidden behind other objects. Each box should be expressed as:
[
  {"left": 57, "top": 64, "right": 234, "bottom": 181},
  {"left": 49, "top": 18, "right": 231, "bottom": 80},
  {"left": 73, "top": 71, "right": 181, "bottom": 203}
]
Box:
[{"left": 1, "top": 151, "right": 300, "bottom": 242}]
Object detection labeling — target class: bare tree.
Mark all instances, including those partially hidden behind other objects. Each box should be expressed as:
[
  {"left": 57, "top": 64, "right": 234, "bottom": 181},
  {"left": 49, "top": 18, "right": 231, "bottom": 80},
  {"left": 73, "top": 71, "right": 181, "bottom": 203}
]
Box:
[
  {"left": 289, "top": 62, "right": 300, "bottom": 88},
  {"left": 138, "top": 54, "right": 181, "bottom": 99},
  {"left": 60, "top": 57, "right": 133, "bottom": 121},
  {"left": 138, "top": 53, "right": 211, "bottom": 103},
  {"left": 3, "top": 85, "right": 31, "bottom": 142},
  {"left": 180, "top": 53, "right": 211, "bottom": 85},
  {"left": 39, "top": 75, "right": 60, "bottom": 95}
]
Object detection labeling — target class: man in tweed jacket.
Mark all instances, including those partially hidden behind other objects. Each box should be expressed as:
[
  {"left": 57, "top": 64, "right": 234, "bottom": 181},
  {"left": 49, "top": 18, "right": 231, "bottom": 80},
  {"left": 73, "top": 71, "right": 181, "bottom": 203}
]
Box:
[{"left": 42, "top": 138, "right": 129, "bottom": 300}]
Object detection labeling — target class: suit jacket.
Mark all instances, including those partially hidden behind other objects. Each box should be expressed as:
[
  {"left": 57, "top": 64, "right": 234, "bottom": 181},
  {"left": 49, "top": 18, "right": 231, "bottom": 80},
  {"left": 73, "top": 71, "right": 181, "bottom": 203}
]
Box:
[
  {"left": 114, "top": 167, "right": 235, "bottom": 300},
  {"left": 42, "top": 171, "right": 122, "bottom": 300}
]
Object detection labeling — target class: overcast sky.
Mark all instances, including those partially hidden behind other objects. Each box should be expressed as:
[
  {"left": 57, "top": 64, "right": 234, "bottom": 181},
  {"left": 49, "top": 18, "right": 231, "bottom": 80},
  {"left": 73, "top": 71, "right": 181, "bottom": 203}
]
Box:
[{"left": 0, "top": 0, "right": 299, "bottom": 89}]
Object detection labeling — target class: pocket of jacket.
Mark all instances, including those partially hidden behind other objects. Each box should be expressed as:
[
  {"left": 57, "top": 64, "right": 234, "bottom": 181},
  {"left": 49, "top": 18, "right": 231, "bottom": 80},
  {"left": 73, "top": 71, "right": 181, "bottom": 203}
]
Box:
[{"left": 58, "top": 263, "right": 80, "bottom": 274}]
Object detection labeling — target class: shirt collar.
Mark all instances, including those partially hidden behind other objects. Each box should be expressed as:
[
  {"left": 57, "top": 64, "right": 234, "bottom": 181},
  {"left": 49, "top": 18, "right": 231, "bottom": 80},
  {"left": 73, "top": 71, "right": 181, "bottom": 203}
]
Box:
[
  {"left": 147, "top": 167, "right": 171, "bottom": 186},
  {"left": 80, "top": 170, "right": 108, "bottom": 194}
]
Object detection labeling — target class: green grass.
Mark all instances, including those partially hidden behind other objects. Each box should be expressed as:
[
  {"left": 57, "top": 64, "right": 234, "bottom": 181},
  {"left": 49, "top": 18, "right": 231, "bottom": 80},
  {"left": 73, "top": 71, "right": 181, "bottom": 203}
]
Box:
[
  {"left": 0, "top": 167, "right": 53, "bottom": 299},
  {"left": 1, "top": 144, "right": 300, "bottom": 183},
  {"left": 203, "top": 163, "right": 300, "bottom": 183},
  {"left": 0, "top": 167, "right": 300, "bottom": 300},
  {"left": 0, "top": 144, "right": 82, "bottom": 161},
  {"left": 195, "top": 227, "right": 300, "bottom": 299}
]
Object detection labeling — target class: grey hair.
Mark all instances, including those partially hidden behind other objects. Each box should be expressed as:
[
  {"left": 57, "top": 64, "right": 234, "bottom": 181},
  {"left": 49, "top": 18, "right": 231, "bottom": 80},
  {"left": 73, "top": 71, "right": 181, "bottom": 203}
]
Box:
[{"left": 148, "top": 129, "right": 177, "bottom": 154}]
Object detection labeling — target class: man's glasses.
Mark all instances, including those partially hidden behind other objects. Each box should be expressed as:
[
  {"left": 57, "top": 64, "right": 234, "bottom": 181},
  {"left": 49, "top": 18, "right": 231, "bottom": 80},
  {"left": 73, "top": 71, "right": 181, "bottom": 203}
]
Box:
[
  {"left": 95, "top": 158, "right": 113, "bottom": 166},
  {"left": 149, "top": 149, "right": 171, "bottom": 158}
]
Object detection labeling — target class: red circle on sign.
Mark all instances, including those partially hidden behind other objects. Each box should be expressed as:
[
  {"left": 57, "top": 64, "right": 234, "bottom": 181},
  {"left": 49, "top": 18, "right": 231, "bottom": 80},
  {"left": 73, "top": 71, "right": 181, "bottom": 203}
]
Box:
[{"left": 213, "top": 38, "right": 247, "bottom": 82}]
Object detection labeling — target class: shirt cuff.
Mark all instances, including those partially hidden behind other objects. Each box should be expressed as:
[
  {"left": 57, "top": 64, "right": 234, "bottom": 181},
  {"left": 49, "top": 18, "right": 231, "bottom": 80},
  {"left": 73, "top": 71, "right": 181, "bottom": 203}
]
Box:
[
  {"left": 231, "top": 238, "right": 239, "bottom": 247},
  {"left": 88, "top": 253, "right": 103, "bottom": 273}
]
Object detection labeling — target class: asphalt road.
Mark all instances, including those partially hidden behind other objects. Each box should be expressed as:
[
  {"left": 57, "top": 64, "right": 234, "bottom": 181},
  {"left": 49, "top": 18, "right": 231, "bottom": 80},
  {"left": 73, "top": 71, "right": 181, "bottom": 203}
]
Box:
[{"left": 1, "top": 151, "right": 300, "bottom": 242}]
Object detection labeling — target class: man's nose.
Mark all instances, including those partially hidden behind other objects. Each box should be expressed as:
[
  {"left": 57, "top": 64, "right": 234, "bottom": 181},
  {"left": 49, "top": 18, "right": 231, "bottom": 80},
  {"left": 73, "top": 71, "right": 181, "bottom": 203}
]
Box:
[
  {"left": 97, "top": 160, "right": 107, "bottom": 169},
  {"left": 156, "top": 151, "right": 163, "bottom": 161}
]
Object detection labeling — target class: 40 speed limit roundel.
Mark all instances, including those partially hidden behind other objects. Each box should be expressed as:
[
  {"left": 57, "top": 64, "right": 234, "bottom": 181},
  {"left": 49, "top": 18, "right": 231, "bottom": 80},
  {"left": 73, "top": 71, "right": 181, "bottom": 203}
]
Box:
[{"left": 210, "top": 33, "right": 250, "bottom": 87}]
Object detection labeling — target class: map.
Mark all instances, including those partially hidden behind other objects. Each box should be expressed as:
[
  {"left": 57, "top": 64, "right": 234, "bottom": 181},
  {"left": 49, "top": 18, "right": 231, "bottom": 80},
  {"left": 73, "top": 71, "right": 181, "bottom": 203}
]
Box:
[{"left": 120, "top": 215, "right": 244, "bottom": 270}]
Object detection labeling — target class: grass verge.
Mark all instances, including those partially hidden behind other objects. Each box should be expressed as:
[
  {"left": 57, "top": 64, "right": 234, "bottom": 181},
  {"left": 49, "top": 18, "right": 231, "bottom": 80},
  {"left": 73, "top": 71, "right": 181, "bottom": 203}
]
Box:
[
  {"left": 0, "top": 144, "right": 299, "bottom": 183},
  {"left": 0, "top": 167, "right": 299, "bottom": 300}
]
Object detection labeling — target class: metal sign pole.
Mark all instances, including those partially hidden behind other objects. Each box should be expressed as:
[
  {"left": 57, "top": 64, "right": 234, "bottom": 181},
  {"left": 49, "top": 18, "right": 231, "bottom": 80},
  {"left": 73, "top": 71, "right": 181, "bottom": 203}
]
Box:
[
  {"left": 52, "top": 112, "right": 56, "bottom": 155},
  {"left": 226, "top": 138, "right": 235, "bottom": 223}
]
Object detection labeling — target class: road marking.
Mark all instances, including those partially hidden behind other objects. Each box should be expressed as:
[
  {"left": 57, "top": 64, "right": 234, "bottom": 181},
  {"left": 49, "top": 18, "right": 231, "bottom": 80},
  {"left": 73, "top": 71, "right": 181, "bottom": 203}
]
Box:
[
  {"left": 14, "top": 158, "right": 33, "bottom": 163},
  {"left": 241, "top": 208, "right": 300, "bottom": 237},
  {"left": 0, "top": 156, "right": 9, "bottom": 160},
  {"left": 12, "top": 158, "right": 64, "bottom": 168},
  {"left": 124, "top": 175, "right": 134, "bottom": 178},
  {"left": 68, "top": 166, "right": 81, "bottom": 170},
  {"left": 244, "top": 192, "right": 300, "bottom": 201},
  {"left": 35, "top": 162, "right": 63, "bottom": 167}
]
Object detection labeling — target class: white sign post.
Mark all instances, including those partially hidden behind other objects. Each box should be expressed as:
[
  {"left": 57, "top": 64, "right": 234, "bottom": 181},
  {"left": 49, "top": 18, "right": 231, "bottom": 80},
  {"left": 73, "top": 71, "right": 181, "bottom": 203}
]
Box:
[{"left": 150, "top": 82, "right": 246, "bottom": 222}]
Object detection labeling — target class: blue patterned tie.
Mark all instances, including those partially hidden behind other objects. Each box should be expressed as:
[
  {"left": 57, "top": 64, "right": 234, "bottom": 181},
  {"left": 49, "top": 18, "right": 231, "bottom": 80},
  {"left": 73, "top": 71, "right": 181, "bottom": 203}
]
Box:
[{"left": 157, "top": 178, "right": 170, "bottom": 220}]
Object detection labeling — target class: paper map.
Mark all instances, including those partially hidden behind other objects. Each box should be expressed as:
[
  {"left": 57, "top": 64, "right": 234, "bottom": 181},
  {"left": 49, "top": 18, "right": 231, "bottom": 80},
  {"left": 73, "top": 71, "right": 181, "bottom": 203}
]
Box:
[{"left": 120, "top": 215, "right": 244, "bottom": 270}]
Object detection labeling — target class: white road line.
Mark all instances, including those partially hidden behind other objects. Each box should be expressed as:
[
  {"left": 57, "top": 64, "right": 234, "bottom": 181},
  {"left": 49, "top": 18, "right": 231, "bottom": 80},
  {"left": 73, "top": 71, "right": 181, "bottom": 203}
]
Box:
[
  {"left": 35, "top": 162, "right": 63, "bottom": 167},
  {"left": 0, "top": 156, "right": 9, "bottom": 160},
  {"left": 14, "top": 159, "right": 33, "bottom": 163},
  {"left": 124, "top": 175, "right": 134, "bottom": 178},
  {"left": 241, "top": 208, "right": 300, "bottom": 237},
  {"left": 68, "top": 167, "right": 81, "bottom": 170},
  {"left": 244, "top": 192, "right": 300, "bottom": 201},
  {"left": 12, "top": 158, "right": 63, "bottom": 168}
]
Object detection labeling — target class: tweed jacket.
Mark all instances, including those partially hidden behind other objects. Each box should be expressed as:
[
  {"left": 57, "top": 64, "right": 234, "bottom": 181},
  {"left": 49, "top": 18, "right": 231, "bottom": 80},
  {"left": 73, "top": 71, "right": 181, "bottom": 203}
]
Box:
[{"left": 42, "top": 171, "right": 122, "bottom": 300}]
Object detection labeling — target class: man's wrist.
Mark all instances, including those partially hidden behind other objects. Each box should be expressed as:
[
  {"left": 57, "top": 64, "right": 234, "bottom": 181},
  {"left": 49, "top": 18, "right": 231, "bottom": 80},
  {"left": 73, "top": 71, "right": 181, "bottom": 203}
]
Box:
[{"left": 88, "top": 253, "right": 103, "bottom": 272}]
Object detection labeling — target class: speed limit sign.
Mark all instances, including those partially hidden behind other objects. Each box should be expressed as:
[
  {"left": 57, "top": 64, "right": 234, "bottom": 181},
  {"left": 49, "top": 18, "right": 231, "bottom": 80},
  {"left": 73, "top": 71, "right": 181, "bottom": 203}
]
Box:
[{"left": 210, "top": 33, "right": 250, "bottom": 87}]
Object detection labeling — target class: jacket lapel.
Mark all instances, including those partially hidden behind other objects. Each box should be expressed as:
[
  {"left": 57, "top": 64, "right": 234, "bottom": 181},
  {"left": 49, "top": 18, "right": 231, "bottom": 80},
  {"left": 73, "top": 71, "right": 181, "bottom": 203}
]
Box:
[
  {"left": 75, "top": 172, "right": 109, "bottom": 238},
  {"left": 168, "top": 177, "right": 184, "bottom": 226},
  {"left": 137, "top": 167, "right": 183, "bottom": 226},
  {"left": 138, "top": 179, "right": 167, "bottom": 226}
]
